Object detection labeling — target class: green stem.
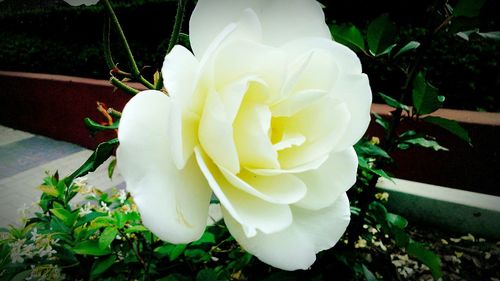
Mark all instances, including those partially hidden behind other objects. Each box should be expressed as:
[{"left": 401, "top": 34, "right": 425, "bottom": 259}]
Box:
[
  {"left": 102, "top": 0, "right": 155, "bottom": 89},
  {"left": 102, "top": 16, "right": 116, "bottom": 70},
  {"left": 156, "top": 0, "right": 187, "bottom": 91},
  {"left": 110, "top": 77, "right": 139, "bottom": 95}
]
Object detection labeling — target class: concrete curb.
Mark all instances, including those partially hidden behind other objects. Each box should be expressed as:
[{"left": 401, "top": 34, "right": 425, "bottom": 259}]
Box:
[{"left": 377, "top": 178, "right": 500, "bottom": 239}]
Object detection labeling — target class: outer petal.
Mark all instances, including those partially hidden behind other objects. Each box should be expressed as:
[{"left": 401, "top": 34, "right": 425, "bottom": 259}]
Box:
[
  {"left": 294, "top": 147, "right": 358, "bottom": 210},
  {"left": 331, "top": 73, "right": 372, "bottom": 151},
  {"left": 117, "top": 90, "right": 212, "bottom": 243},
  {"left": 223, "top": 193, "right": 351, "bottom": 270},
  {"left": 190, "top": 0, "right": 330, "bottom": 57}
]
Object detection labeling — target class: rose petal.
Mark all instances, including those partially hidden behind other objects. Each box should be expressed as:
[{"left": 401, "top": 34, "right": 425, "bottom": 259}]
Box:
[
  {"left": 117, "top": 90, "right": 212, "bottom": 243},
  {"left": 194, "top": 147, "right": 292, "bottom": 237},
  {"left": 190, "top": 0, "right": 261, "bottom": 58},
  {"left": 331, "top": 73, "right": 372, "bottom": 151},
  {"left": 198, "top": 90, "right": 240, "bottom": 174},
  {"left": 294, "top": 147, "right": 358, "bottom": 210},
  {"left": 277, "top": 98, "right": 350, "bottom": 169},
  {"left": 219, "top": 167, "right": 307, "bottom": 204},
  {"left": 234, "top": 101, "right": 280, "bottom": 170},
  {"left": 282, "top": 37, "right": 362, "bottom": 75},
  {"left": 190, "top": 0, "right": 330, "bottom": 57},
  {"left": 223, "top": 193, "right": 351, "bottom": 270},
  {"left": 258, "top": 0, "right": 331, "bottom": 46}
]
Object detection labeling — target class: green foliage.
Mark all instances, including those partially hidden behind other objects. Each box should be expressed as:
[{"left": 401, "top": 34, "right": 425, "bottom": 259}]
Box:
[
  {"left": 412, "top": 72, "right": 445, "bottom": 115},
  {"left": 453, "top": 0, "right": 487, "bottom": 18},
  {"left": 367, "top": 14, "right": 397, "bottom": 56},
  {"left": 377, "top": 92, "right": 410, "bottom": 111},
  {"left": 423, "top": 116, "right": 471, "bottom": 143},
  {"left": 331, "top": 24, "right": 366, "bottom": 52}
]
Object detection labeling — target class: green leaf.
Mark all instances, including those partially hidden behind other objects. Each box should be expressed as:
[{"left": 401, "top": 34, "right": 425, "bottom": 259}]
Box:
[
  {"left": 453, "top": 0, "right": 486, "bottom": 18},
  {"left": 113, "top": 211, "right": 126, "bottom": 229},
  {"left": 125, "top": 225, "right": 149, "bottom": 234},
  {"left": 50, "top": 208, "right": 78, "bottom": 227},
  {"left": 457, "top": 29, "right": 500, "bottom": 41},
  {"left": 386, "top": 213, "right": 408, "bottom": 229},
  {"left": 355, "top": 140, "right": 391, "bottom": 159},
  {"left": 367, "top": 14, "right": 397, "bottom": 56},
  {"left": 412, "top": 72, "right": 444, "bottom": 115},
  {"left": 361, "top": 264, "right": 377, "bottom": 281},
  {"left": 378, "top": 92, "right": 409, "bottom": 111},
  {"left": 74, "top": 240, "right": 112, "bottom": 256},
  {"left": 99, "top": 227, "right": 118, "bottom": 249},
  {"left": 423, "top": 116, "right": 471, "bottom": 143},
  {"left": 91, "top": 255, "right": 116, "bottom": 279},
  {"left": 330, "top": 24, "right": 366, "bottom": 52},
  {"left": 394, "top": 41, "right": 420, "bottom": 58},
  {"left": 358, "top": 157, "right": 393, "bottom": 182},
  {"left": 191, "top": 231, "right": 216, "bottom": 246},
  {"left": 37, "top": 184, "right": 60, "bottom": 197},
  {"left": 178, "top": 33, "right": 191, "bottom": 51},
  {"left": 196, "top": 269, "right": 218, "bottom": 281},
  {"left": 65, "top": 138, "right": 119, "bottom": 185},
  {"left": 75, "top": 212, "right": 107, "bottom": 228},
  {"left": 157, "top": 274, "right": 191, "bottom": 281},
  {"left": 373, "top": 113, "right": 389, "bottom": 131},
  {"left": 407, "top": 241, "right": 443, "bottom": 279},
  {"left": 403, "top": 137, "right": 449, "bottom": 151},
  {"left": 11, "top": 270, "right": 32, "bottom": 281},
  {"left": 108, "top": 159, "right": 117, "bottom": 179},
  {"left": 154, "top": 244, "right": 187, "bottom": 261},
  {"left": 84, "top": 118, "right": 119, "bottom": 134}
]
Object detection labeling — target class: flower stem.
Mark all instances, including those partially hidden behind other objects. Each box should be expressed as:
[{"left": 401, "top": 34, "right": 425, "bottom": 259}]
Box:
[
  {"left": 110, "top": 77, "right": 139, "bottom": 95},
  {"left": 102, "top": 0, "right": 154, "bottom": 89},
  {"left": 156, "top": 0, "right": 187, "bottom": 91}
]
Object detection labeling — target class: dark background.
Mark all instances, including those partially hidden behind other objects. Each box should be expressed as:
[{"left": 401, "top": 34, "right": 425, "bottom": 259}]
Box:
[{"left": 0, "top": 0, "right": 499, "bottom": 111}]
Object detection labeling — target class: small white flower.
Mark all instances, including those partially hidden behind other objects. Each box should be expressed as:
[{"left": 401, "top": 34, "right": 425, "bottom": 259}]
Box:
[
  {"left": 9, "top": 239, "right": 26, "bottom": 263},
  {"left": 100, "top": 201, "right": 110, "bottom": 213},
  {"left": 79, "top": 202, "right": 93, "bottom": 217},
  {"left": 118, "top": 189, "right": 127, "bottom": 204}
]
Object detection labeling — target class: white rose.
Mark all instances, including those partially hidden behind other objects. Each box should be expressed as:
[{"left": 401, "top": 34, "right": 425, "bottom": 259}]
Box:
[{"left": 117, "top": 0, "right": 372, "bottom": 270}]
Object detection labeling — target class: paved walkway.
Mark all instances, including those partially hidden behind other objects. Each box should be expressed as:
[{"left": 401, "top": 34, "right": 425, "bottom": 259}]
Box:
[{"left": 0, "top": 125, "right": 123, "bottom": 227}]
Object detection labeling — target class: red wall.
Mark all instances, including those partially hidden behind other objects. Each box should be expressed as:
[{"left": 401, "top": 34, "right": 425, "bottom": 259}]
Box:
[{"left": 1, "top": 71, "right": 499, "bottom": 196}]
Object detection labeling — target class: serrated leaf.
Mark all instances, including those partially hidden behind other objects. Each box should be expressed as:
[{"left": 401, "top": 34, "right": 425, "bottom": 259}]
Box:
[
  {"left": 423, "top": 116, "right": 471, "bottom": 143},
  {"left": 403, "top": 137, "right": 449, "bottom": 151},
  {"left": 74, "top": 240, "right": 112, "bottom": 256},
  {"left": 453, "top": 0, "right": 486, "bottom": 18},
  {"left": 37, "top": 184, "right": 60, "bottom": 197},
  {"left": 367, "top": 14, "right": 397, "bottom": 56},
  {"left": 407, "top": 241, "right": 443, "bottom": 279},
  {"left": 99, "top": 227, "right": 118, "bottom": 249},
  {"left": 412, "top": 72, "right": 444, "bottom": 115},
  {"left": 330, "top": 24, "right": 366, "bottom": 52},
  {"left": 107, "top": 159, "right": 116, "bottom": 179},
  {"left": 378, "top": 92, "right": 410, "bottom": 111},
  {"left": 394, "top": 41, "right": 420, "bottom": 58},
  {"left": 91, "top": 255, "right": 116, "bottom": 279}
]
